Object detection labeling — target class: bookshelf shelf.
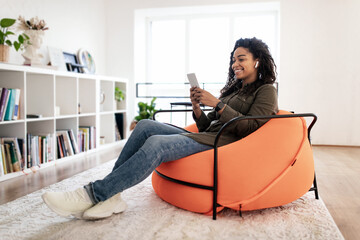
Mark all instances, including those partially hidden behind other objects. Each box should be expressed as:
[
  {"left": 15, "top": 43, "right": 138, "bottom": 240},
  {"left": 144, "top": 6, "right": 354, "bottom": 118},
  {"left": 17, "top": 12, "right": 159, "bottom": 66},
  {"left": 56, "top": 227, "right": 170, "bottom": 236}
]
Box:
[{"left": 0, "top": 62, "right": 128, "bottom": 181}]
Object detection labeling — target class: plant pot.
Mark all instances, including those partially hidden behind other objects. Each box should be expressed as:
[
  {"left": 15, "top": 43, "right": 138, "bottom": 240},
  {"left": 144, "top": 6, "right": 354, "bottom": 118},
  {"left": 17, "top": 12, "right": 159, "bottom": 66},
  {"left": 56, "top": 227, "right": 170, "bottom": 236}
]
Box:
[
  {"left": 130, "top": 120, "right": 138, "bottom": 131},
  {"left": 0, "top": 45, "right": 10, "bottom": 62}
]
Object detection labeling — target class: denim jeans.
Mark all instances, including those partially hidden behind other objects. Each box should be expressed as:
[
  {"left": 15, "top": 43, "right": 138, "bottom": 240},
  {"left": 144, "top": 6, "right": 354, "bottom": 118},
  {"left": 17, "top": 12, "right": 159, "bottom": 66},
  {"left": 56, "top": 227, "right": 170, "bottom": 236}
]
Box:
[{"left": 84, "top": 119, "right": 212, "bottom": 204}]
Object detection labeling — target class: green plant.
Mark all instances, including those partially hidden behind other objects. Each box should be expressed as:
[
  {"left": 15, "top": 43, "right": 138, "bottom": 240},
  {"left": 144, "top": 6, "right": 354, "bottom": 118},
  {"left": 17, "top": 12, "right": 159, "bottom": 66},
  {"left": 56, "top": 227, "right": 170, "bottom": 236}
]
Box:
[
  {"left": 115, "top": 87, "right": 125, "bottom": 102},
  {"left": 134, "top": 97, "right": 158, "bottom": 121},
  {"left": 0, "top": 18, "right": 30, "bottom": 51}
]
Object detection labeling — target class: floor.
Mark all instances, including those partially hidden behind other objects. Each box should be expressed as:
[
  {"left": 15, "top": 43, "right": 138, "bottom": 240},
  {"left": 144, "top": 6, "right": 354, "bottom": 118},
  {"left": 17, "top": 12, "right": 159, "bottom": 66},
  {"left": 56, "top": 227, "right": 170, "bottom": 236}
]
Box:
[{"left": 0, "top": 144, "right": 359, "bottom": 240}]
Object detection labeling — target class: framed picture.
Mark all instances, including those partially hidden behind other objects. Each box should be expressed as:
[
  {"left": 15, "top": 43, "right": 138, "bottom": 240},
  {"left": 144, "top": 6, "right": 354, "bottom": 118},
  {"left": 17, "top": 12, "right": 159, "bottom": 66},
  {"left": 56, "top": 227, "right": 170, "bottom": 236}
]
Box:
[
  {"left": 77, "top": 49, "right": 96, "bottom": 74},
  {"left": 63, "top": 52, "right": 85, "bottom": 73}
]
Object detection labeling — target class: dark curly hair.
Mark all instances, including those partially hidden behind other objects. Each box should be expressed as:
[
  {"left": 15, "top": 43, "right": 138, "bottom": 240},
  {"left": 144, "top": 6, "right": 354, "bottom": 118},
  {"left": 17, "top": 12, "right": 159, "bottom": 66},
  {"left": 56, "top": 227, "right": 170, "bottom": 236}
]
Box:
[{"left": 220, "top": 37, "right": 277, "bottom": 98}]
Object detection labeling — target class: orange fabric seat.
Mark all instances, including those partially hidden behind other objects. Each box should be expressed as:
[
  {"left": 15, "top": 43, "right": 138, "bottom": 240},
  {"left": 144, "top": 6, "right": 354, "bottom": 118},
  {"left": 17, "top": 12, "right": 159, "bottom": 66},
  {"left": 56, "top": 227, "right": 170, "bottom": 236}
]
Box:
[{"left": 152, "top": 110, "right": 316, "bottom": 217}]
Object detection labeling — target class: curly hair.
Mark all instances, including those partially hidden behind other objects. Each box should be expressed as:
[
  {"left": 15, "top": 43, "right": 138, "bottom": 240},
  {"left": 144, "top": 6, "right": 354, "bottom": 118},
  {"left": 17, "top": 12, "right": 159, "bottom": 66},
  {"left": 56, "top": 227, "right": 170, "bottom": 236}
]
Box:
[{"left": 220, "top": 37, "right": 277, "bottom": 98}]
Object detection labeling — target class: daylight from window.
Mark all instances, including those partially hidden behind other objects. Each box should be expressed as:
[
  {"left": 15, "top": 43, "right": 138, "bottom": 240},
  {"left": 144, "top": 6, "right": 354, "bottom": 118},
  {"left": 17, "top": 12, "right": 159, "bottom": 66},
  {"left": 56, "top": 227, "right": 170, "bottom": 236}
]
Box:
[{"left": 136, "top": 5, "right": 279, "bottom": 126}]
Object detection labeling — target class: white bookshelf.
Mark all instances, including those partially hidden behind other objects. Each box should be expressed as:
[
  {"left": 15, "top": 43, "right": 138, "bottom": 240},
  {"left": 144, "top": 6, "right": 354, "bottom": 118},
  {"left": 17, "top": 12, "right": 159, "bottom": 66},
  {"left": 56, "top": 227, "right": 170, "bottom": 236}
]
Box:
[{"left": 0, "top": 63, "right": 128, "bottom": 182}]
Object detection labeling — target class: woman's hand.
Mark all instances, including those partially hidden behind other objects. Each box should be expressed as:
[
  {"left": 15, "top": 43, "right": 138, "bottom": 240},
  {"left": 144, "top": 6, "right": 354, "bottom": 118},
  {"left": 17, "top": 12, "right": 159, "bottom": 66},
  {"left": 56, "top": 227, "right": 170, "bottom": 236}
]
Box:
[
  {"left": 190, "top": 87, "right": 202, "bottom": 119},
  {"left": 190, "top": 87, "right": 200, "bottom": 108},
  {"left": 192, "top": 87, "right": 220, "bottom": 108}
]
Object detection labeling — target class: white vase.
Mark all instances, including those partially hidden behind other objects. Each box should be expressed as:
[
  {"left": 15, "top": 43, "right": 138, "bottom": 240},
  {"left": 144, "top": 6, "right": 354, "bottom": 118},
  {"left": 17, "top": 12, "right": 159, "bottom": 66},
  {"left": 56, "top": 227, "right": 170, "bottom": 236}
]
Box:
[{"left": 22, "top": 30, "right": 44, "bottom": 65}]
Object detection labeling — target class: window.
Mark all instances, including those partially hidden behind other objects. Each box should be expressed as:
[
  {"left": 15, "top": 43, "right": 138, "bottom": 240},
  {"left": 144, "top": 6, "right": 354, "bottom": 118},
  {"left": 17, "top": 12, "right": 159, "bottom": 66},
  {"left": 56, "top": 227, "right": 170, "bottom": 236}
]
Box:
[{"left": 135, "top": 3, "right": 280, "bottom": 125}]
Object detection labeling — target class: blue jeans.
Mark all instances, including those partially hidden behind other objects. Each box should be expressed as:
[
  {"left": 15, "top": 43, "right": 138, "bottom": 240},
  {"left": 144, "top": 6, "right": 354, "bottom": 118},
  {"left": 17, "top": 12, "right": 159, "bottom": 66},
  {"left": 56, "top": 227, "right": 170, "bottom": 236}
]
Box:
[{"left": 84, "top": 119, "right": 212, "bottom": 204}]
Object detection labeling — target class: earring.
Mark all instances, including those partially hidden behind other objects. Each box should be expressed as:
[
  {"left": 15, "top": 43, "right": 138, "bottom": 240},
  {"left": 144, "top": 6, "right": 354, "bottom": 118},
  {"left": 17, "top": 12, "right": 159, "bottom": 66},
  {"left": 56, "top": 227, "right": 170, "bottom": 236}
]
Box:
[{"left": 255, "top": 61, "right": 259, "bottom": 68}]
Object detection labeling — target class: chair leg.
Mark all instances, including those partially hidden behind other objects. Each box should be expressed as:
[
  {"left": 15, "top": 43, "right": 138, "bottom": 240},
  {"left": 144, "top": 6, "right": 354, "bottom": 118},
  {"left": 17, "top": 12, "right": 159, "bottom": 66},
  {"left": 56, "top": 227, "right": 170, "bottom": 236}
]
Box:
[
  {"left": 313, "top": 173, "right": 319, "bottom": 199},
  {"left": 239, "top": 204, "right": 242, "bottom": 218}
]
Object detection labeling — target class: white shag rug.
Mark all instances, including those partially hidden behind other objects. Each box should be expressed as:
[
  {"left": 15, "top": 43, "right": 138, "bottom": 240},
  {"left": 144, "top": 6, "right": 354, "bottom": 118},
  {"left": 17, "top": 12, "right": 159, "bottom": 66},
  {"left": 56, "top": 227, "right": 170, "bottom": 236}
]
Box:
[{"left": 0, "top": 159, "right": 344, "bottom": 240}]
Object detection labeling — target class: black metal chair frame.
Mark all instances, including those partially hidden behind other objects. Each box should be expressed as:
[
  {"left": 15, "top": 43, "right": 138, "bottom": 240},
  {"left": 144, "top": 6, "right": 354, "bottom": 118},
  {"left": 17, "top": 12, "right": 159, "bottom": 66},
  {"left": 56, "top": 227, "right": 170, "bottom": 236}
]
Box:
[{"left": 152, "top": 110, "right": 319, "bottom": 220}]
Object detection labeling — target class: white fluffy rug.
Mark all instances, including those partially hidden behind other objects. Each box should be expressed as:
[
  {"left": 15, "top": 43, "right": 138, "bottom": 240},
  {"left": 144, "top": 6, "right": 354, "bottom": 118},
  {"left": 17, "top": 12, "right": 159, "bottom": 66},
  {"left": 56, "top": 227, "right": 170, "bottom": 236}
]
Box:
[{"left": 0, "top": 159, "right": 344, "bottom": 240}]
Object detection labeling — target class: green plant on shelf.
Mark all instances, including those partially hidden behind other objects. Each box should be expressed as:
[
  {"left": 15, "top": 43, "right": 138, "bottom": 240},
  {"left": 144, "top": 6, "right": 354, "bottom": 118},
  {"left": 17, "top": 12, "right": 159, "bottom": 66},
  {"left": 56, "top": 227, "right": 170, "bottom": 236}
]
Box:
[
  {"left": 115, "top": 87, "right": 125, "bottom": 102},
  {"left": 0, "top": 18, "right": 30, "bottom": 51}
]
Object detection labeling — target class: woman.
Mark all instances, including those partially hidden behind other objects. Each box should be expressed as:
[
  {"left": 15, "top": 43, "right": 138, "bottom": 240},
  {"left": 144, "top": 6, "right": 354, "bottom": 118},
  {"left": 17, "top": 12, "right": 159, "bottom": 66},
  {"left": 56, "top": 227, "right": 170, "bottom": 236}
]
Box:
[{"left": 42, "top": 37, "right": 278, "bottom": 220}]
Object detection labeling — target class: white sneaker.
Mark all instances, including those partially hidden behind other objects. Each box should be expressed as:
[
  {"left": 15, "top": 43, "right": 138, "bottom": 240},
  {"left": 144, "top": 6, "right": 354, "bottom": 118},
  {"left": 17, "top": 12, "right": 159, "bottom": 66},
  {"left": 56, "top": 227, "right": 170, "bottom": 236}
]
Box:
[
  {"left": 83, "top": 192, "right": 127, "bottom": 220},
  {"left": 42, "top": 188, "right": 94, "bottom": 218}
]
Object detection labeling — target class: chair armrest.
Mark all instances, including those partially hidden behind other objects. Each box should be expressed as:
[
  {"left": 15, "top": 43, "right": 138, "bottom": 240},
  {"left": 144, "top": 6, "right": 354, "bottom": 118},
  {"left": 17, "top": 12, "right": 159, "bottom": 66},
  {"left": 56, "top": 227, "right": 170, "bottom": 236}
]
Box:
[{"left": 214, "top": 113, "right": 318, "bottom": 148}]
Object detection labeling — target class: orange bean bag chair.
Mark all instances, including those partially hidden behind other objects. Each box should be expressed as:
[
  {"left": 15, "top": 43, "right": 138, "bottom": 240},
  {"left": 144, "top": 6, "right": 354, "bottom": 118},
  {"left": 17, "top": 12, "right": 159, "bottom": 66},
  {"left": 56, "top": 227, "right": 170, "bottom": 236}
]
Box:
[{"left": 152, "top": 110, "right": 317, "bottom": 219}]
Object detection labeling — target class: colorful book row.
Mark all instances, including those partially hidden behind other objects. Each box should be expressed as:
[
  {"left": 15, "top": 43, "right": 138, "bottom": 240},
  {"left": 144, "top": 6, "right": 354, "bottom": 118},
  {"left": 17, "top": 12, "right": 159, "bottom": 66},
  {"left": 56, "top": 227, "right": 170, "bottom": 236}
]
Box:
[
  {"left": 0, "top": 87, "right": 21, "bottom": 122},
  {"left": 0, "top": 138, "right": 25, "bottom": 176}
]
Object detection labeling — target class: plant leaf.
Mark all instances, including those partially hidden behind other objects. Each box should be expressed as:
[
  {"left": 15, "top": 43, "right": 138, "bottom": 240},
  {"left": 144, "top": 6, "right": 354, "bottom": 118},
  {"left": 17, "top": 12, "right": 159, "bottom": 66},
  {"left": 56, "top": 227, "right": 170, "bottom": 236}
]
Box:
[
  {"left": 5, "top": 40, "right": 12, "bottom": 46},
  {"left": 14, "top": 41, "right": 20, "bottom": 51},
  {"left": 0, "top": 18, "right": 16, "bottom": 28},
  {"left": 18, "top": 34, "right": 24, "bottom": 43},
  {"left": 5, "top": 31, "right": 14, "bottom": 36}
]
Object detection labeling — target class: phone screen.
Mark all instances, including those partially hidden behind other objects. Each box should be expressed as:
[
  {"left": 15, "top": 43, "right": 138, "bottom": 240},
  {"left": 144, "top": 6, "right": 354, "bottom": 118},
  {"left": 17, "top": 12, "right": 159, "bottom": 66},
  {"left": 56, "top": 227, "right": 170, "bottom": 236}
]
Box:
[{"left": 187, "top": 73, "right": 200, "bottom": 88}]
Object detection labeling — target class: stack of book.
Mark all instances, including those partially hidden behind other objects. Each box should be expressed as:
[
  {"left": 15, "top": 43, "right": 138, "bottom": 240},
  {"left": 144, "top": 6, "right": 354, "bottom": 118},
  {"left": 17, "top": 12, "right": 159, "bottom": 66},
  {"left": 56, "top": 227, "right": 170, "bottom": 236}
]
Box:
[
  {"left": 0, "top": 137, "right": 25, "bottom": 176},
  {"left": 56, "top": 129, "right": 79, "bottom": 159},
  {"left": 26, "top": 133, "right": 55, "bottom": 168},
  {"left": 0, "top": 87, "right": 21, "bottom": 121},
  {"left": 78, "top": 126, "right": 96, "bottom": 152}
]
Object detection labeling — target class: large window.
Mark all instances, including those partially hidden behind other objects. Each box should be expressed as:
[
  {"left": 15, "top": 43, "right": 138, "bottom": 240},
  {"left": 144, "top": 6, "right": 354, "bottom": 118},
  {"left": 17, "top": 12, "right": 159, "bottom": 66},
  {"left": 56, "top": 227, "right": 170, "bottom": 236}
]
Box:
[{"left": 135, "top": 3, "right": 280, "bottom": 125}]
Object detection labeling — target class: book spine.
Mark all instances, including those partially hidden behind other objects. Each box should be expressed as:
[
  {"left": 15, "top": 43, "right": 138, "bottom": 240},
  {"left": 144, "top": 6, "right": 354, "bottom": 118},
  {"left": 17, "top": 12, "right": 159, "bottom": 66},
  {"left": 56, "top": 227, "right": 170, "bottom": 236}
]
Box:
[
  {"left": 1, "top": 144, "right": 7, "bottom": 174},
  {"left": 4, "top": 144, "right": 13, "bottom": 173},
  {"left": 0, "top": 88, "right": 9, "bottom": 121},
  {"left": 0, "top": 143, "right": 4, "bottom": 176},
  {"left": 8, "top": 142, "right": 21, "bottom": 172},
  {"left": 12, "top": 89, "right": 21, "bottom": 120},
  {"left": 59, "top": 134, "right": 67, "bottom": 157},
  {"left": 4, "top": 89, "right": 15, "bottom": 121},
  {"left": 27, "top": 133, "right": 32, "bottom": 168},
  {"left": 67, "top": 129, "right": 79, "bottom": 154}
]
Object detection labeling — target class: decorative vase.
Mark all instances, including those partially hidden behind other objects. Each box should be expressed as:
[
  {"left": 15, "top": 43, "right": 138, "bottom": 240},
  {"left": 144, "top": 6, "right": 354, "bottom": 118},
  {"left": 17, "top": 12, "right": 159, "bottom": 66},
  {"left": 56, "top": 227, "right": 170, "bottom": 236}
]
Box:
[
  {"left": 22, "top": 29, "right": 44, "bottom": 65},
  {"left": 0, "top": 45, "right": 10, "bottom": 62}
]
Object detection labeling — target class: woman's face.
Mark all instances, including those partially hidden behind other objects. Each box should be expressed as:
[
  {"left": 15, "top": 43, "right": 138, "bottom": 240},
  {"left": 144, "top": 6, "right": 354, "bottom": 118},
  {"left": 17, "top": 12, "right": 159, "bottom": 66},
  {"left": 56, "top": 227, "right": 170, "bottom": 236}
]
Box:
[{"left": 232, "top": 47, "right": 258, "bottom": 84}]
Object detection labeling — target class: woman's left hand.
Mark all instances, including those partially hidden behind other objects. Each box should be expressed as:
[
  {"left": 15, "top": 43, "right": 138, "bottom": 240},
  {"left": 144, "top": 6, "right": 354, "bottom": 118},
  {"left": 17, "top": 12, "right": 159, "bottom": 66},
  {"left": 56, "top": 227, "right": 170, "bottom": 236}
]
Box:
[{"left": 193, "top": 88, "right": 220, "bottom": 108}]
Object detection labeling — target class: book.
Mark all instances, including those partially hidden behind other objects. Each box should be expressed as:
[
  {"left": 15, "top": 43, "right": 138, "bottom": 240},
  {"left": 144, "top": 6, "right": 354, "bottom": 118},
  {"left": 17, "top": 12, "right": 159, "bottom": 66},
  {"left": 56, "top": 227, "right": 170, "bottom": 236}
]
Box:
[
  {"left": 17, "top": 138, "right": 26, "bottom": 170},
  {"left": 26, "top": 133, "right": 32, "bottom": 168},
  {"left": 57, "top": 135, "right": 63, "bottom": 159},
  {"left": 1, "top": 144, "right": 7, "bottom": 174},
  {"left": 67, "top": 129, "right": 79, "bottom": 154},
  {"left": 12, "top": 89, "right": 21, "bottom": 120},
  {"left": 78, "top": 127, "right": 90, "bottom": 151},
  {"left": 7, "top": 141, "right": 21, "bottom": 172},
  {"left": 4, "top": 143, "right": 13, "bottom": 173},
  {"left": 0, "top": 144, "right": 4, "bottom": 176},
  {"left": 0, "top": 88, "right": 9, "bottom": 121},
  {"left": 56, "top": 131, "right": 74, "bottom": 156},
  {"left": 31, "top": 135, "right": 39, "bottom": 166},
  {"left": 59, "top": 134, "right": 67, "bottom": 157},
  {"left": 1, "top": 138, "right": 23, "bottom": 171},
  {"left": 4, "top": 89, "right": 15, "bottom": 121}
]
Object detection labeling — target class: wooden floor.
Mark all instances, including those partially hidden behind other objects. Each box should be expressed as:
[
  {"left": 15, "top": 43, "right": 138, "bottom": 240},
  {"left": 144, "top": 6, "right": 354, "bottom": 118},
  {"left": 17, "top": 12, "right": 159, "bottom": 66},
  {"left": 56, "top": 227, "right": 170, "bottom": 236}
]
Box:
[{"left": 0, "top": 145, "right": 359, "bottom": 240}]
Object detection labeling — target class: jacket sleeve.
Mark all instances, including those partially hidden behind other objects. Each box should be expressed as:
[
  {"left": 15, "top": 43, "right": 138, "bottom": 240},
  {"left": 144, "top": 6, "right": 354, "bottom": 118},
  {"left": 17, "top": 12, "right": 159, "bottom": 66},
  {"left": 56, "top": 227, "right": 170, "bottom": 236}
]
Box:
[
  {"left": 192, "top": 109, "right": 217, "bottom": 132},
  {"left": 218, "top": 84, "right": 278, "bottom": 138}
]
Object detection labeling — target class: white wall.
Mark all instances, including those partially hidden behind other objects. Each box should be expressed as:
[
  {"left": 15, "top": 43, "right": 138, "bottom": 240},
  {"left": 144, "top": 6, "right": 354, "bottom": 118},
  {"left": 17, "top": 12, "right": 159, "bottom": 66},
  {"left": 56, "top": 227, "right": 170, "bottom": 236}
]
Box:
[
  {"left": 0, "top": 0, "right": 107, "bottom": 74},
  {"left": 104, "top": 0, "right": 360, "bottom": 146}
]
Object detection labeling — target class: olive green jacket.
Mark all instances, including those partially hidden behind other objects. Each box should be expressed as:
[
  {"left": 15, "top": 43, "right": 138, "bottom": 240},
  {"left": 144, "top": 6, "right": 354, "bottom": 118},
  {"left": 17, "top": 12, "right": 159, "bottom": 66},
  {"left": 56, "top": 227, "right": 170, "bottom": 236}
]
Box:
[{"left": 182, "top": 83, "right": 278, "bottom": 147}]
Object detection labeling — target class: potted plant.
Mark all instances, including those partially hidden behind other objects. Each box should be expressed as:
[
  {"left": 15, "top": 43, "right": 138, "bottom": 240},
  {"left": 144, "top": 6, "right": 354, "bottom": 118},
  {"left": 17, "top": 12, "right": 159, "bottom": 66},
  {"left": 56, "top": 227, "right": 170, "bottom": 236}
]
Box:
[
  {"left": 0, "top": 18, "right": 30, "bottom": 62},
  {"left": 130, "top": 97, "right": 158, "bottom": 130},
  {"left": 114, "top": 87, "right": 125, "bottom": 110},
  {"left": 115, "top": 87, "right": 125, "bottom": 101}
]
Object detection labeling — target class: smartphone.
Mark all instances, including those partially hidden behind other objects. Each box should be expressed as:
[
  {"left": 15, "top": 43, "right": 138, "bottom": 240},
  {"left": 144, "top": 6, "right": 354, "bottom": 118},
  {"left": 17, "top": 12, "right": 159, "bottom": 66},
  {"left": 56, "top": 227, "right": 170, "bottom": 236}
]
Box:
[{"left": 187, "top": 73, "right": 200, "bottom": 88}]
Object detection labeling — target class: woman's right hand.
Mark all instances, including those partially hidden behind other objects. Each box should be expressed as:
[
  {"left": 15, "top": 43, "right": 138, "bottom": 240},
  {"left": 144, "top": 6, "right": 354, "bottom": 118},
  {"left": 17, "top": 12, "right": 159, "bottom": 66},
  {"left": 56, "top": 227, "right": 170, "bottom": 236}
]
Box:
[
  {"left": 190, "top": 87, "right": 200, "bottom": 108},
  {"left": 190, "top": 87, "right": 202, "bottom": 119}
]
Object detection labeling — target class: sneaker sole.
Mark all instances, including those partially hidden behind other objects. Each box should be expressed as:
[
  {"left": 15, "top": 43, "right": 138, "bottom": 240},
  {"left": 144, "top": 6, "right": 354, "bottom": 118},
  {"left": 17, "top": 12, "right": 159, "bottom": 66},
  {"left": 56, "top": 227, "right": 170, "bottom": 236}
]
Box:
[
  {"left": 83, "top": 202, "right": 127, "bottom": 220},
  {"left": 42, "top": 194, "right": 85, "bottom": 218}
]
